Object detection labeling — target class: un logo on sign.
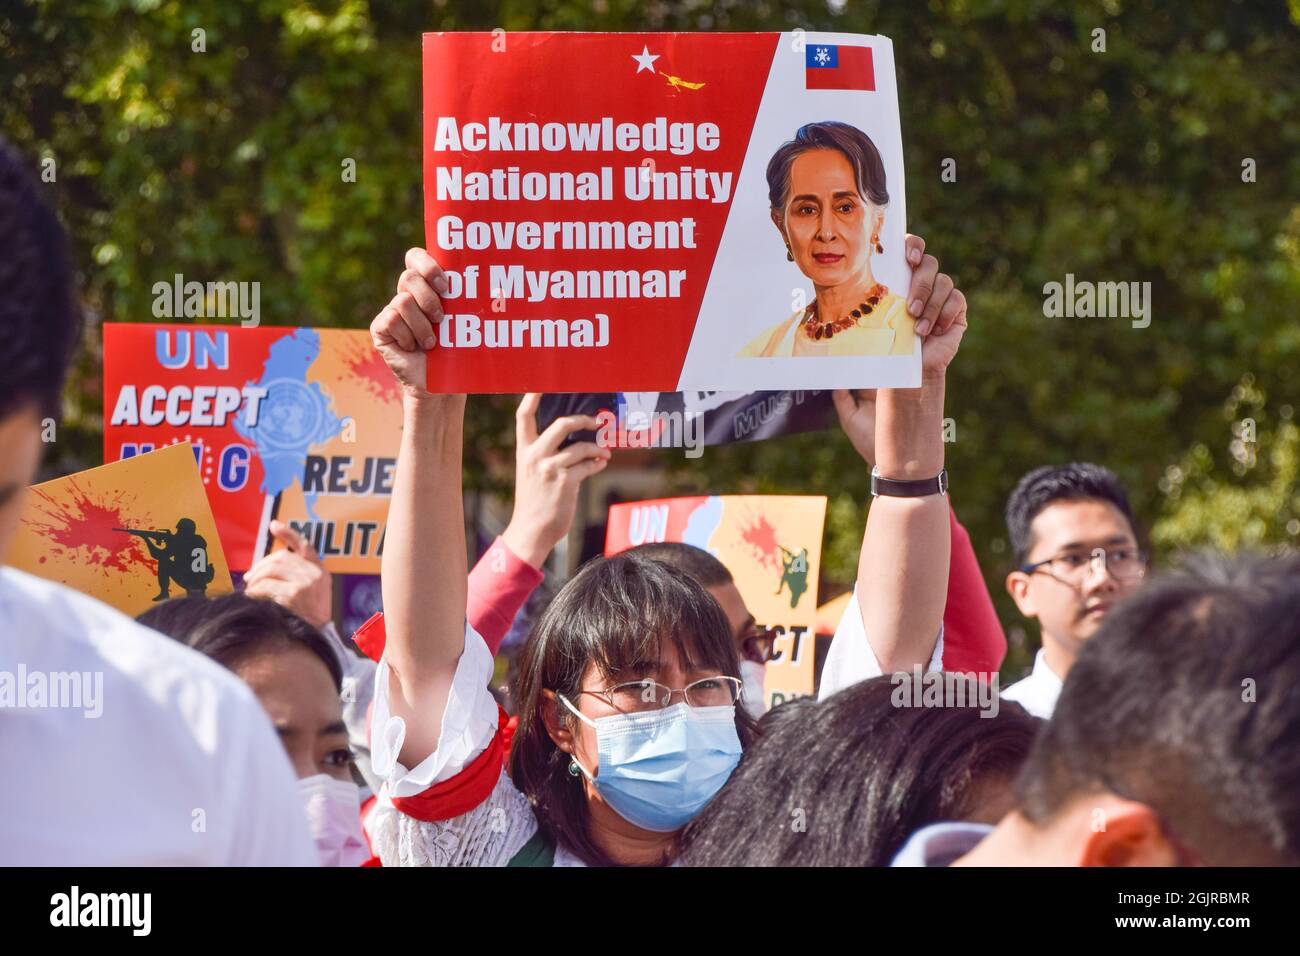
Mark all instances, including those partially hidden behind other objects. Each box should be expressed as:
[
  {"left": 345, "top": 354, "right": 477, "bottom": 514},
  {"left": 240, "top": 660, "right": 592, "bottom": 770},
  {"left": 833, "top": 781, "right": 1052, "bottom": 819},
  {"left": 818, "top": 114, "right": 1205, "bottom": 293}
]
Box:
[{"left": 253, "top": 378, "right": 328, "bottom": 452}]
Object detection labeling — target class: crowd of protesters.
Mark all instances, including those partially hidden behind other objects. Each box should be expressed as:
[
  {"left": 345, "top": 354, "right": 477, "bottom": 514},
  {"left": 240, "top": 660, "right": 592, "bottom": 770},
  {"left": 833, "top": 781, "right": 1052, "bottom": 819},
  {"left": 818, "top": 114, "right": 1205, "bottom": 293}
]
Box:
[{"left": 3, "top": 135, "right": 1297, "bottom": 868}]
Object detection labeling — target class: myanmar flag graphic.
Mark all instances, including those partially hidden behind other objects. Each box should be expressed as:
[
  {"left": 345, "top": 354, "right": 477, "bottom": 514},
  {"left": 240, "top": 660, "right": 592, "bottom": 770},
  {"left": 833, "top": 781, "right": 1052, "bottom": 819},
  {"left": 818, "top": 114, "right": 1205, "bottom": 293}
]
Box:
[{"left": 805, "top": 44, "right": 875, "bottom": 90}]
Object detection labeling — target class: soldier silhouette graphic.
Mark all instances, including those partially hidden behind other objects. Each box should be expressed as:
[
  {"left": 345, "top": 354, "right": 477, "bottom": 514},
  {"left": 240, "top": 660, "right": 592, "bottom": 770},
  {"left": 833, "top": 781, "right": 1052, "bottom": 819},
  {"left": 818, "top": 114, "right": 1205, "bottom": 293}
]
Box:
[
  {"left": 777, "top": 545, "right": 810, "bottom": 609},
  {"left": 114, "top": 518, "right": 216, "bottom": 601}
]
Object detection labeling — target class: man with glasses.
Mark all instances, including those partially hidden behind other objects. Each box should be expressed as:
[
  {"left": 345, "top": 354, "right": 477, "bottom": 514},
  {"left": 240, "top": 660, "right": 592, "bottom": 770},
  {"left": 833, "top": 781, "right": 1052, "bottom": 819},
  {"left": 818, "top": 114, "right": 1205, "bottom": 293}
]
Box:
[
  {"left": 1001, "top": 463, "right": 1145, "bottom": 718},
  {"left": 896, "top": 550, "right": 1300, "bottom": 867}
]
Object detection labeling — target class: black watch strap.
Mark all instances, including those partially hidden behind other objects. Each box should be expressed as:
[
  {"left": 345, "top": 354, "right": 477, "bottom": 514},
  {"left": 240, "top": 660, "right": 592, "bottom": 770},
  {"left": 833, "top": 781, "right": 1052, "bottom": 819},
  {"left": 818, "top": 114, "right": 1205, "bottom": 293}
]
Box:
[{"left": 871, "top": 466, "right": 949, "bottom": 498}]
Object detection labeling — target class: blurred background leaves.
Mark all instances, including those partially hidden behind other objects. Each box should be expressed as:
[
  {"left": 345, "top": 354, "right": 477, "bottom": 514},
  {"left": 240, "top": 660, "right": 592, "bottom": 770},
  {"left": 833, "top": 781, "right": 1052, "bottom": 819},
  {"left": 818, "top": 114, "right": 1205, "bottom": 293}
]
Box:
[{"left": 2, "top": 0, "right": 1298, "bottom": 675}]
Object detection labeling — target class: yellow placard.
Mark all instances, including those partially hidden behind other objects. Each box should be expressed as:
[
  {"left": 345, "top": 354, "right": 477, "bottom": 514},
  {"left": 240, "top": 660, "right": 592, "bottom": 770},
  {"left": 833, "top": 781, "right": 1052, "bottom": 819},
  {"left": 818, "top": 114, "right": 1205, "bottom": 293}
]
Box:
[{"left": 6, "top": 443, "right": 233, "bottom": 616}]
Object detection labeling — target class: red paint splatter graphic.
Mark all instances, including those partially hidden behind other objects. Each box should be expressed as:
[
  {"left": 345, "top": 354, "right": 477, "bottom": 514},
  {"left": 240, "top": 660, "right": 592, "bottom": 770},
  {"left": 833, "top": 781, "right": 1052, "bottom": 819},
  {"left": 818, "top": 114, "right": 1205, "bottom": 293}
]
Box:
[
  {"left": 739, "top": 515, "right": 781, "bottom": 570},
  {"left": 339, "top": 339, "right": 400, "bottom": 403},
  {"left": 23, "top": 481, "right": 157, "bottom": 579}
]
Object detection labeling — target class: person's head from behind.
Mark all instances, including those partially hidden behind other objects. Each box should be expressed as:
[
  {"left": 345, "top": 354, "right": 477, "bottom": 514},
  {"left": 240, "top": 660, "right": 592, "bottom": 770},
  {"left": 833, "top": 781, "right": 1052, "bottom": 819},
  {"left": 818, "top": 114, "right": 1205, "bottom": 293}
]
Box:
[
  {"left": 1005, "top": 463, "right": 1143, "bottom": 663},
  {"left": 629, "top": 542, "right": 773, "bottom": 716},
  {"left": 679, "top": 674, "right": 1040, "bottom": 866},
  {"left": 0, "top": 139, "right": 82, "bottom": 559},
  {"left": 1000, "top": 552, "right": 1300, "bottom": 866},
  {"left": 509, "top": 550, "right": 755, "bottom": 866},
  {"left": 138, "top": 593, "right": 350, "bottom": 782}
]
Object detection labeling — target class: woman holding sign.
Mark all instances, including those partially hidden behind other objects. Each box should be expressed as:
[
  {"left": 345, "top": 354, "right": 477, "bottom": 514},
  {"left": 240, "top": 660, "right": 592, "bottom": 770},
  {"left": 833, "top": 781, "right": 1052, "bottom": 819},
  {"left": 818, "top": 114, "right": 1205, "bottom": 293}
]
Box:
[
  {"left": 364, "top": 239, "right": 964, "bottom": 866},
  {"left": 741, "top": 121, "right": 915, "bottom": 358}
]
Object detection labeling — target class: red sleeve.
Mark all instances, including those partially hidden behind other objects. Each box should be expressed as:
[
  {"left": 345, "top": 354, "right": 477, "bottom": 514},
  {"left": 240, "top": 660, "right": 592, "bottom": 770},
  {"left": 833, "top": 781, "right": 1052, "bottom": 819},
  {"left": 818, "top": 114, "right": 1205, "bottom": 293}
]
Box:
[
  {"left": 349, "top": 536, "right": 543, "bottom": 663},
  {"left": 389, "top": 707, "right": 510, "bottom": 822},
  {"left": 940, "top": 505, "right": 1007, "bottom": 676},
  {"left": 467, "top": 536, "right": 545, "bottom": 655}
]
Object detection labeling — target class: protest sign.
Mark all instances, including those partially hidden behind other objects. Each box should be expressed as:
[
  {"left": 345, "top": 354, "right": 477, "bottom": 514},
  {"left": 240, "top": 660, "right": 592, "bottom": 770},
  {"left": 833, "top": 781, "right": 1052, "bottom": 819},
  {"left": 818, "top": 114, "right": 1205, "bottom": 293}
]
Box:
[
  {"left": 5, "top": 443, "right": 233, "bottom": 616},
  {"left": 422, "top": 31, "right": 915, "bottom": 393},
  {"left": 605, "top": 494, "right": 826, "bottom": 708},
  {"left": 538, "top": 389, "right": 837, "bottom": 454},
  {"left": 103, "top": 324, "right": 401, "bottom": 573}
]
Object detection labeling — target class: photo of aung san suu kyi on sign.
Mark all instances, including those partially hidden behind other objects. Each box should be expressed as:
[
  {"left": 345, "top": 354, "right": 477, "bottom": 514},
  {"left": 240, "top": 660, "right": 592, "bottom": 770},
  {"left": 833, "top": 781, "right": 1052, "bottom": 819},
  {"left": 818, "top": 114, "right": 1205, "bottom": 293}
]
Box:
[{"left": 740, "top": 121, "right": 914, "bottom": 358}]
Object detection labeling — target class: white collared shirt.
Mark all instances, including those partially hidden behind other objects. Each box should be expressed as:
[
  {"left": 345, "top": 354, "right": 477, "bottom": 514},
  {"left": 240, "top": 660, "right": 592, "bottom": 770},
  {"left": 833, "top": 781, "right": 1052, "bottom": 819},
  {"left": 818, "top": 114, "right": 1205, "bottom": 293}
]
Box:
[
  {"left": 1001, "top": 648, "right": 1064, "bottom": 719},
  {"left": 0, "top": 567, "right": 318, "bottom": 865}
]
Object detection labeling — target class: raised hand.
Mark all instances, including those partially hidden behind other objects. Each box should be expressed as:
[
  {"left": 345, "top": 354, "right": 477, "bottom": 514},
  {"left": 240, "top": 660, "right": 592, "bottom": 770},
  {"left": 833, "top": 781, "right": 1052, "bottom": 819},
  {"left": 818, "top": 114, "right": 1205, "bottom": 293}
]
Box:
[
  {"left": 904, "top": 235, "right": 968, "bottom": 378},
  {"left": 369, "top": 248, "right": 449, "bottom": 397},
  {"left": 243, "top": 520, "right": 332, "bottom": 629},
  {"left": 501, "top": 394, "right": 611, "bottom": 569}
]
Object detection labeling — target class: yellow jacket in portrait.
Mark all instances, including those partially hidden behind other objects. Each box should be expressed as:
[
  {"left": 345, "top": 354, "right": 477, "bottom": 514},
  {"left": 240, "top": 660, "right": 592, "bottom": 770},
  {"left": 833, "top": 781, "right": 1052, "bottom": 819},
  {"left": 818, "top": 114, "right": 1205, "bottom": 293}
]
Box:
[{"left": 739, "top": 293, "right": 914, "bottom": 358}]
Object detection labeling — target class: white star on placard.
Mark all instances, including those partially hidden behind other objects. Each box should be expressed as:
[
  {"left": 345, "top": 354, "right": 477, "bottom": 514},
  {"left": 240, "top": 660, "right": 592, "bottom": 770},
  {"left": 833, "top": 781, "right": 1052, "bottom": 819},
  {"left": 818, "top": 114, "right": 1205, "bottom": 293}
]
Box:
[
  {"left": 814, "top": 47, "right": 830, "bottom": 65},
  {"left": 632, "top": 45, "right": 660, "bottom": 73}
]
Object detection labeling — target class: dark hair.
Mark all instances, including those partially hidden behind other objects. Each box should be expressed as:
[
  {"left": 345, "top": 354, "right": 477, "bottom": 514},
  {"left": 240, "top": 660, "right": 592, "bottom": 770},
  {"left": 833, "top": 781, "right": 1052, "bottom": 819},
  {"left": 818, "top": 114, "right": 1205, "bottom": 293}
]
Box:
[
  {"left": 1016, "top": 551, "right": 1300, "bottom": 865},
  {"left": 1006, "top": 462, "right": 1137, "bottom": 565},
  {"left": 137, "top": 593, "right": 342, "bottom": 691},
  {"left": 626, "top": 542, "right": 734, "bottom": 589},
  {"left": 766, "top": 121, "right": 888, "bottom": 211},
  {"left": 679, "top": 674, "right": 1041, "bottom": 866},
  {"left": 508, "top": 551, "right": 756, "bottom": 866},
  {"left": 0, "top": 138, "right": 82, "bottom": 422}
]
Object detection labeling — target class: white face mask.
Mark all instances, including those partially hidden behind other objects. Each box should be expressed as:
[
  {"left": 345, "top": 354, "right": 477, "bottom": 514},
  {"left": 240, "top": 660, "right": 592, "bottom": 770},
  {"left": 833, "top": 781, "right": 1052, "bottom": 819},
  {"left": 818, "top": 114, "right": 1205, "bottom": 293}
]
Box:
[
  {"left": 738, "top": 660, "right": 767, "bottom": 720},
  {"left": 299, "top": 773, "right": 368, "bottom": 867}
]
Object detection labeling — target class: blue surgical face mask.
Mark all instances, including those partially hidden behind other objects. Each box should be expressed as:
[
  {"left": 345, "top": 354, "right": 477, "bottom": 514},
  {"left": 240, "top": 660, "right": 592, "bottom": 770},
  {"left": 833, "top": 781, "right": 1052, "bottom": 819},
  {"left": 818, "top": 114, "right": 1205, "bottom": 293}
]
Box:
[{"left": 558, "top": 697, "right": 743, "bottom": 833}]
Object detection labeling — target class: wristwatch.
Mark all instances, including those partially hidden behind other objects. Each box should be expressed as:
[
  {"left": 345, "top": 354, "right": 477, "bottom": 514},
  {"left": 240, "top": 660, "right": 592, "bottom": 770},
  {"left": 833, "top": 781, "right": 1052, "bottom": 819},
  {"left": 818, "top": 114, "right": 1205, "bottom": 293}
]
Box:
[{"left": 870, "top": 465, "right": 949, "bottom": 498}]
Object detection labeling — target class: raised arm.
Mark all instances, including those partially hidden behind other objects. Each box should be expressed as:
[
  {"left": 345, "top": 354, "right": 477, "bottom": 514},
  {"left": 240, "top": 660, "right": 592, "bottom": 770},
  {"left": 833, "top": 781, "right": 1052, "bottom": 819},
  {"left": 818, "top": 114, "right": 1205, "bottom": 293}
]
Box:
[
  {"left": 859, "top": 375, "right": 950, "bottom": 671},
  {"left": 840, "top": 235, "right": 968, "bottom": 673},
  {"left": 831, "top": 402, "right": 1004, "bottom": 677},
  {"left": 370, "top": 248, "right": 467, "bottom": 770}
]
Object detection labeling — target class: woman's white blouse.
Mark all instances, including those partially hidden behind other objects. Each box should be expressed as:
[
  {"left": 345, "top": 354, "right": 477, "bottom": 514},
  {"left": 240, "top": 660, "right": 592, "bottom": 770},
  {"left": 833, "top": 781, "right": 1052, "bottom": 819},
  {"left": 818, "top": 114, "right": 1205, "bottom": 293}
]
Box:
[{"left": 368, "top": 621, "right": 543, "bottom": 866}]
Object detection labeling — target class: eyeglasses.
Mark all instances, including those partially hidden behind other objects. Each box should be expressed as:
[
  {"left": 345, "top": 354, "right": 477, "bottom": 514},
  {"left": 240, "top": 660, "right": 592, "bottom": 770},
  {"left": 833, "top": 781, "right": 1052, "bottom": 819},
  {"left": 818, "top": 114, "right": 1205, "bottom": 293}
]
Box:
[
  {"left": 740, "top": 626, "right": 778, "bottom": 665},
  {"left": 578, "top": 676, "right": 744, "bottom": 714},
  {"left": 1020, "top": 546, "right": 1147, "bottom": 588}
]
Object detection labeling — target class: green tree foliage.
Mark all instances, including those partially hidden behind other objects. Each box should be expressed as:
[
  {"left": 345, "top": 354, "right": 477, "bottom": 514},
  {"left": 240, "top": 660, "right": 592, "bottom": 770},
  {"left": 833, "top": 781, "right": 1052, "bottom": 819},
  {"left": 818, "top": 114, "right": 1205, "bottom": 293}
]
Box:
[
  {"left": 3, "top": 1, "right": 1298, "bottom": 674},
  {"left": 1153, "top": 373, "right": 1300, "bottom": 552}
]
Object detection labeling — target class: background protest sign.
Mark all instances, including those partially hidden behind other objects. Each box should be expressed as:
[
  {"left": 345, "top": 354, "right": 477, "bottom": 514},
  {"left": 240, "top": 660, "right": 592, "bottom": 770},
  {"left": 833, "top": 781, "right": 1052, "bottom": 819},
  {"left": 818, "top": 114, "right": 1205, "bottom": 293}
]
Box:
[
  {"left": 103, "top": 324, "right": 401, "bottom": 574},
  {"left": 422, "top": 31, "right": 915, "bottom": 393},
  {"left": 5, "top": 443, "right": 232, "bottom": 616},
  {"left": 538, "top": 389, "right": 837, "bottom": 453},
  {"left": 605, "top": 494, "right": 826, "bottom": 708}
]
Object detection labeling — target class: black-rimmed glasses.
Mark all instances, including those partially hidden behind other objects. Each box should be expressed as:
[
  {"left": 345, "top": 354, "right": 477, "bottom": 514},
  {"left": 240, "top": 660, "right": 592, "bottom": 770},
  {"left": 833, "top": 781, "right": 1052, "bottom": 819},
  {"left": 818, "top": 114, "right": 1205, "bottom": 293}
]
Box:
[{"left": 1020, "top": 546, "right": 1147, "bottom": 588}]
